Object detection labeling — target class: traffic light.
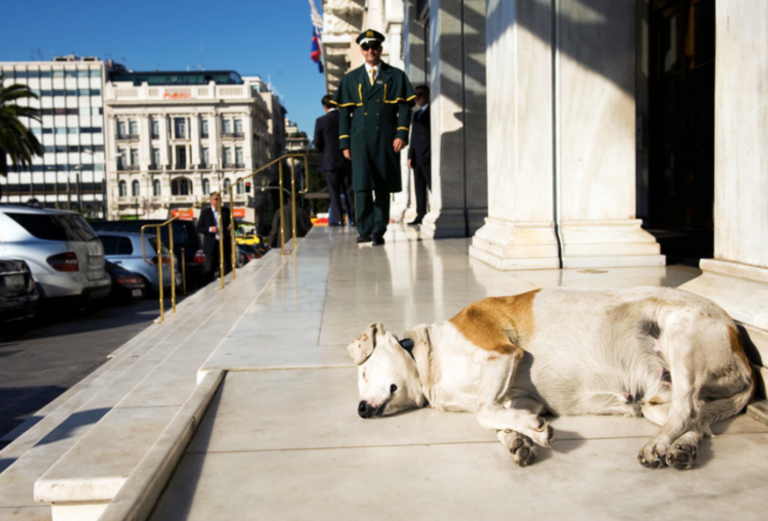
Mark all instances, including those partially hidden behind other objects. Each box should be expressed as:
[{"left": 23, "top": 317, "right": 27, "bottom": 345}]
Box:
[{"left": 245, "top": 181, "right": 251, "bottom": 193}]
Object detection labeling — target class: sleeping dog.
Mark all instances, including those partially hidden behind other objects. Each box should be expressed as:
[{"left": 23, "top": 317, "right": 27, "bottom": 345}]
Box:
[{"left": 348, "top": 287, "right": 754, "bottom": 469}]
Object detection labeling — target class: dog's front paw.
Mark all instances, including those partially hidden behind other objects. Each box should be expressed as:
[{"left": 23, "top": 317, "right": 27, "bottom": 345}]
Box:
[
  {"left": 637, "top": 442, "right": 668, "bottom": 469},
  {"left": 665, "top": 442, "right": 697, "bottom": 470},
  {"left": 498, "top": 430, "right": 536, "bottom": 467}
]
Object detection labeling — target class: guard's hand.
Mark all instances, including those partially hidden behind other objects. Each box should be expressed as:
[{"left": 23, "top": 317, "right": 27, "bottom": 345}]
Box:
[
  {"left": 209, "top": 226, "right": 218, "bottom": 233},
  {"left": 393, "top": 138, "right": 405, "bottom": 153},
  {"left": 343, "top": 149, "right": 351, "bottom": 160},
  {"left": 408, "top": 158, "right": 412, "bottom": 169}
]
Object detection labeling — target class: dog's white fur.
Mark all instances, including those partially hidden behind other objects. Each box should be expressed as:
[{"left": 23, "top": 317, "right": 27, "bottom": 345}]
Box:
[{"left": 348, "top": 287, "right": 754, "bottom": 469}]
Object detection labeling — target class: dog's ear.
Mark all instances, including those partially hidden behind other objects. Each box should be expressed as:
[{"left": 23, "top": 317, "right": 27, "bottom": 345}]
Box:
[
  {"left": 348, "top": 322, "right": 383, "bottom": 365},
  {"left": 403, "top": 324, "right": 432, "bottom": 357}
]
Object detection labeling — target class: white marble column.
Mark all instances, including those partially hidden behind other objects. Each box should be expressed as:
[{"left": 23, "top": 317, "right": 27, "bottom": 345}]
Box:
[
  {"left": 469, "top": 0, "right": 560, "bottom": 269},
  {"left": 556, "top": 0, "right": 662, "bottom": 268},
  {"left": 422, "top": 0, "right": 487, "bottom": 238},
  {"left": 680, "top": 0, "right": 768, "bottom": 404},
  {"left": 470, "top": 0, "right": 663, "bottom": 269},
  {"left": 393, "top": 0, "right": 426, "bottom": 223}
]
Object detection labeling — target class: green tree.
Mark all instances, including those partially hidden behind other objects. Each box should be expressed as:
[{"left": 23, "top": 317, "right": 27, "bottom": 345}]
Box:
[{"left": 0, "top": 74, "right": 43, "bottom": 201}]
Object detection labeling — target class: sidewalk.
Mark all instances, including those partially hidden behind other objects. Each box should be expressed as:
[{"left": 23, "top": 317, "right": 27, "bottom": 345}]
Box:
[
  {"left": 149, "top": 226, "right": 768, "bottom": 520},
  {"left": 4, "top": 225, "right": 768, "bottom": 521}
]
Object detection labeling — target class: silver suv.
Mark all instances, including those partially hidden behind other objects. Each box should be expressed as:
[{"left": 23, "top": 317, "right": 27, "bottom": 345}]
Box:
[{"left": 0, "top": 205, "right": 111, "bottom": 302}]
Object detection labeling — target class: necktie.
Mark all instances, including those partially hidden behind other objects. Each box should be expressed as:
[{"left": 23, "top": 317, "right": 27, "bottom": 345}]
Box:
[{"left": 369, "top": 68, "right": 375, "bottom": 86}]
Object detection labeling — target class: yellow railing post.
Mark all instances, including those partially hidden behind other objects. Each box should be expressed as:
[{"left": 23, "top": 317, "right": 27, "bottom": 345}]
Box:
[
  {"left": 278, "top": 161, "right": 289, "bottom": 256},
  {"left": 169, "top": 223, "right": 176, "bottom": 314},
  {"left": 290, "top": 158, "right": 297, "bottom": 251},
  {"left": 229, "top": 186, "right": 237, "bottom": 278}
]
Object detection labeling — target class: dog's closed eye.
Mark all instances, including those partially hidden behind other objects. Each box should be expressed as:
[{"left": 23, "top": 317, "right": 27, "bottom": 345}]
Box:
[{"left": 390, "top": 384, "right": 398, "bottom": 393}]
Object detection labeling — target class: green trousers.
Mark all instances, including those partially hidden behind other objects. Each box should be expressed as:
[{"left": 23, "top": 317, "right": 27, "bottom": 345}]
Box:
[{"left": 355, "top": 189, "right": 390, "bottom": 238}]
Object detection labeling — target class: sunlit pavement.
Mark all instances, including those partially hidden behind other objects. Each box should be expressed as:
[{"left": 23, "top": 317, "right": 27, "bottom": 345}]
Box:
[{"left": 146, "top": 225, "right": 768, "bottom": 521}]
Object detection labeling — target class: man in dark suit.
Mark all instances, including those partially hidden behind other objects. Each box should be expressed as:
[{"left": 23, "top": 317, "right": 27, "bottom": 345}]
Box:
[
  {"left": 195, "top": 193, "right": 233, "bottom": 281},
  {"left": 332, "top": 29, "right": 416, "bottom": 246},
  {"left": 314, "top": 94, "right": 355, "bottom": 227},
  {"left": 408, "top": 85, "right": 431, "bottom": 225}
]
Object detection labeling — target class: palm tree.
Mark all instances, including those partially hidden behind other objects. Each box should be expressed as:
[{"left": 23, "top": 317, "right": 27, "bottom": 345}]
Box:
[{"left": 0, "top": 74, "right": 43, "bottom": 201}]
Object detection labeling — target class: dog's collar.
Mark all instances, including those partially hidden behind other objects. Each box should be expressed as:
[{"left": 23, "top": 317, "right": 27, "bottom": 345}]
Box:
[
  {"left": 398, "top": 338, "right": 415, "bottom": 360},
  {"left": 398, "top": 338, "right": 429, "bottom": 407}
]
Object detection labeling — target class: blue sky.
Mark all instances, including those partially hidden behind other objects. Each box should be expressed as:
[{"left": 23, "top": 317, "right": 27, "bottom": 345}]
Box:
[{"left": 0, "top": 0, "right": 326, "bottom": 140}]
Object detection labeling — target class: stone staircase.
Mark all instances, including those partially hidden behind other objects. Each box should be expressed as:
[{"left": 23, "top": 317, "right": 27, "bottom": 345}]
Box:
[{"left": 0, "top": 250, "right": 289, "bottom": 521}]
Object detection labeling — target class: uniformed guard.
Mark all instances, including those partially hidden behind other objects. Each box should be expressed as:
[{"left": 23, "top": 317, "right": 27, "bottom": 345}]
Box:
[{"left": 332, "top": 29, "right": 416, "bottom": 245}]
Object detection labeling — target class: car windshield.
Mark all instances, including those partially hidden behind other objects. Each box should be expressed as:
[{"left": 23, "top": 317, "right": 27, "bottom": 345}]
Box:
[
  {"left": 100, "top": 235, "right": 134, "bottom": 255},
  {"left": 7, "top": 213, "right": 98, "bottom": 242},
  {"left": 148, "top": 237, "right": 169, "bottom": 255}
]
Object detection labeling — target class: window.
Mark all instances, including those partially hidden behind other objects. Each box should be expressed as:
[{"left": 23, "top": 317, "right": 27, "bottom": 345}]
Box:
[
  {"left": 202, "top": 178, "right": 210, "bottom": 195},
  {"left": 171, "top": 178, "right": 192, "bottom": 196},
  {"left": 174, "top": 117, "right": 186, "bottom": 139},
  {"left": 201, "top": 147, "right": 209, "bottom": 168},
  {"left": 153, "top": 179, "right": 161, "bottom": 196},
  {"left": 151, "top": 147, "right": 161, "bottom": 168},
  {"left": 130, "top": 148, "right": 139, "bottom": 167},
  {"left": 234, "top": 118, "right": 243, "bottom": 134},
  {"left": 119, "top": 180, "right": 127, "bottom": 197},
  {"left": 223, "top": 178, "right": 231, "bottom": 190},
  {"left": 176, "top": 146, "right": 187, "bottom": 169},
  {"left": 236, "top": 180, "right": 244, "bottom": 194},
  {"left": 100, "top": 235, "right": 134, "bottom": 255},
  {"left": 128, "top": 120, "right": 138, "bottom": 136},
  {"left": 222, "top": 147, "right": 233, "bottom": 166},
  {"left": 235, "top": 146, "right": 244, "bottom": 167},
  {"left": 117, "top": 148, "right": 127, "bottom": 170},
  {"left": 150, "top": 118, "right": 159, "bottom": 138},
  {"left": 131, "top": 180, "right": 140, "bottom": 197},
  {"left": 117, "top": 120, "right": 126, "bottom": 138},
  {"left": 200, "top": 118, "right": 209, "bottom": 138},
  {"left": 221, "top": 118, "right": 232, "bottom": 134}
]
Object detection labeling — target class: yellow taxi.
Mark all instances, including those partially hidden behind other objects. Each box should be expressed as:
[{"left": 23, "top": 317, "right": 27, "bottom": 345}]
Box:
[{"left": 236, "top": 234, "right": 261, "bottom": 246}]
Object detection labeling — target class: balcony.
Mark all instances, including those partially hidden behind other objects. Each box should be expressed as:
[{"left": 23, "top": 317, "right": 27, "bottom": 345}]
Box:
[
  {"left": 221, "top": 132, "right": 244, "bottom": 139},
  {"left": 116, "top": 134, "right": 140, "bottom": 141}
]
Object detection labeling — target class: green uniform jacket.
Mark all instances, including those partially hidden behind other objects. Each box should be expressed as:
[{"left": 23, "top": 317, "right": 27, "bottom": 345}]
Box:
[{"left": 332, "top": 63, "right": 415, "bottom": 193}]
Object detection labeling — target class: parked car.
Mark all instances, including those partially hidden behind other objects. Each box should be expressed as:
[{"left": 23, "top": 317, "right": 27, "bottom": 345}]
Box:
[
  {"left": 97, "top": 231, "right": 182, "bottom": 294},
  {"left": 90, "top": 219, "right": 205, "bottom": 290},
  {"left": 0, "top": 205, "right": 111, "bottom": 303},
  {"left": 104, "top": 260, "right": 145, "bottom": 304},
  {"left": 0, "top": 258, "right": 39, "bottom": 323}
]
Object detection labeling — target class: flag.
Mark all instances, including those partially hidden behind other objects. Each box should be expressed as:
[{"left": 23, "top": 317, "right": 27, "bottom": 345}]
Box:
[{"left": 311, "top": 27, "right": 324, "bottom": 73}]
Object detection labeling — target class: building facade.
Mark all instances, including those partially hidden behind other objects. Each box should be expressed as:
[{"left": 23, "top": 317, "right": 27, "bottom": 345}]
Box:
[
  {"left": 104, "top": 71, "right": 274, "bottom": 223},
  {"left": 0, "top": 57, "right": 108, "bottom": 217}
]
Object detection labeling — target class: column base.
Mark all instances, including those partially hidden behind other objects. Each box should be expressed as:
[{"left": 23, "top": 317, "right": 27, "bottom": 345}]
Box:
[
  {"left": 560, "top": 219, "right": 666, "bottom": 268},
  {"left": 420, "top": 208, "right": 487, "bottom": 239},
  {"left": 469, "top": 218, "right": 561, "bottom": 270}
]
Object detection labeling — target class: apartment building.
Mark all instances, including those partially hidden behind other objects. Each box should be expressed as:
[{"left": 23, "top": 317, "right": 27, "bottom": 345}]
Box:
[
  {"left": 0, "top": 57, "right": 108, "bottom": 216},
  {"left": 104, "top": 70, "right": 276, "bottom": 223}
]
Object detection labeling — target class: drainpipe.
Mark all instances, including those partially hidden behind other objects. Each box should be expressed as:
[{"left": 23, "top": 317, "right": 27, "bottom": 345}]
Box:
[{"left": 551, "top": 0, "right": 564, "bottom": 267}]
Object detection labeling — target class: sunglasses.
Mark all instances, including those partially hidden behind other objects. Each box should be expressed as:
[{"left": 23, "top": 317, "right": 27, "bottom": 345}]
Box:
[{"left": 361, "top": 42, "right": 381, "bottom": 51}]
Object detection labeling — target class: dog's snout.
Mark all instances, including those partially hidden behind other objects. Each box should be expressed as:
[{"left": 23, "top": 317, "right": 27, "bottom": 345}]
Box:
[{"left": 358, "top": 400, "right": 374, "bottom": 418}]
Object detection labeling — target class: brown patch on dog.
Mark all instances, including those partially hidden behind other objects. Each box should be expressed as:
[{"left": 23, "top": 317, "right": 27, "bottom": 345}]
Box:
[
  {"left": 728, "top": 325, "right": 752, "bottom": 372},
  {"left": 449, "top": 290, "right": 540, "bottom": 356}
]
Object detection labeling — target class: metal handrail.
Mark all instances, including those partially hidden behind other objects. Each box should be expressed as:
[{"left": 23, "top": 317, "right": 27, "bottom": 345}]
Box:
[{"left": 139, "top": 153, "right": 309, "bottom": 322}]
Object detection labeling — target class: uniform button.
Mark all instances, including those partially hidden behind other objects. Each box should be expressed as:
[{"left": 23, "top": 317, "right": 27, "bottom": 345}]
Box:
[
  {"left": 364, "top": 113, "right": 367, "bottom": 115},
  {"left": 376, "top": 126, "right": 379, "bottom": 130},
  {"left": 364, "top": 126, "right": 367, "bottom": 130},
  {"left": 376, "top": 99, "right": 380, "bottom": 102},
  {"left": 376, "top": 113, "right": 380, "bottom": 116}
]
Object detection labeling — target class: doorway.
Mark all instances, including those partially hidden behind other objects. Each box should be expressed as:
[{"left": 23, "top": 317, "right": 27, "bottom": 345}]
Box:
[{"left": 645, "top": 0, "right": 715, "bottom": 265}]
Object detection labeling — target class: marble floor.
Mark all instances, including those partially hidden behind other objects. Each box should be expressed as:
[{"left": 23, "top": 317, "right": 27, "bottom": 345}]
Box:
[{"left": 149, "top": 225, "right": 768, "bottom": 521}]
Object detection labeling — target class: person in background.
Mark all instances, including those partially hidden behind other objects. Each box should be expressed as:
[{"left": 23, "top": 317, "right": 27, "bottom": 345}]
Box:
[
  {"left": 407, "top": 85, "right": 431, "bottom": 225},
  {"left": 315, "top": 94, "right": 354, "bottom": 227},
  {"left": 195, "top": 193, "right": 232, "bottom": 281},
  {"left": 332, "top": 29, "right": 416, "bottom": 246}
]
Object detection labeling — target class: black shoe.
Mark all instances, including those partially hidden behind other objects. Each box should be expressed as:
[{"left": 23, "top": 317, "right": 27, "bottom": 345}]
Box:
[
  {"left": 372, "top": 235, "right": 385, "bottom": 246},
  {"left": 356, "top": 234, "right": 372, "bottom": 244},
  {"left": 407, "top": 218, "right": 423, "bottom": 225}
]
